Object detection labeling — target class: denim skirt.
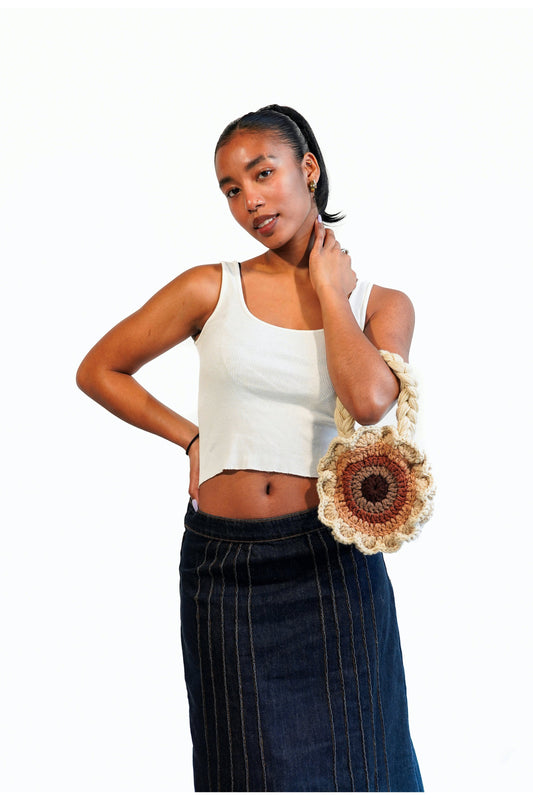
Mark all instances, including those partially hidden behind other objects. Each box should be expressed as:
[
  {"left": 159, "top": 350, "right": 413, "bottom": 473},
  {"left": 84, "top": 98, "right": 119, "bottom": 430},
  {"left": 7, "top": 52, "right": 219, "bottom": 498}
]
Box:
[{"left": 179, "top": 502, "right": 423, "bottom": 792}]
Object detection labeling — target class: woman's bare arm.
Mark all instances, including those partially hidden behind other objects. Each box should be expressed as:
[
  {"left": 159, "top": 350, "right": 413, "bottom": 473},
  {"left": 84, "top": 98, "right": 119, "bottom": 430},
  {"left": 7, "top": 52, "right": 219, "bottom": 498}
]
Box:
[
  {"left": 309, "top": 220, "right": 415, "bottom": 425},
  {"left": 76, "top": 263, "right": 221, "bottom": 450}
]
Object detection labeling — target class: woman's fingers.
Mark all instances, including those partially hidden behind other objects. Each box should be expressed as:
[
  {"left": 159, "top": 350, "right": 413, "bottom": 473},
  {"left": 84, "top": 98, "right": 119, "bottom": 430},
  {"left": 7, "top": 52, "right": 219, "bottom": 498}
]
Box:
[
  {"left": 312, "top": 220, "right": 342, "bottom": 256},
  {"left": 313, "top": 218, "right": 350, "bottom": 257},
  {"left": 189, "top": 473, "right": 199, "bottom": 503},
  {"left": 321, "top": 226, "right": 349, "bottom": 255},
  {"left": 311, "top": 217, "right": 326, "bottom": 252},
  {"left": 321, "top": 225, "right": 336, "bottom": 249},
  {"left": 188, "top": 441, "right": 200, "bottom": 503}
]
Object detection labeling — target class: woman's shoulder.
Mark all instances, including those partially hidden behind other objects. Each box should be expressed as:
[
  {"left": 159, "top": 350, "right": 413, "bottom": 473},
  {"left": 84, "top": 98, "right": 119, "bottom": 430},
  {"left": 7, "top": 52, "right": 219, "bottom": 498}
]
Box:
[
  {"left": 364, "top": 284, "right": 415, "bottom": 359},
  {"left": 367, "top": 284, "right": 414, "bottom": 321},
  {"left": 131, "top": 263, "right": 224, "bottom": 342},
  {"left": 176, "top": 262, "right": 223, "bottom": 289},
  {"left": 164, "top": 263, "right": 224, "bottom": 332},
  {"left": 160, "top": 262, "right": 223, "bottom": 305}
]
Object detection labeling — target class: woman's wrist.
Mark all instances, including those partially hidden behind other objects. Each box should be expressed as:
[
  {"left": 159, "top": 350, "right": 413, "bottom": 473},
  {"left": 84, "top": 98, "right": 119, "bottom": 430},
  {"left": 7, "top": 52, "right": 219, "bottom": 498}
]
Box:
[
  {"left": 185, "top": 432, "right": 199, "bottom": 456},
  {"left": 315, "top": 281, "right": 349, "bottom": 301},
  {"left": 316, "top": 282, "right": 355, "bottom": 316}
]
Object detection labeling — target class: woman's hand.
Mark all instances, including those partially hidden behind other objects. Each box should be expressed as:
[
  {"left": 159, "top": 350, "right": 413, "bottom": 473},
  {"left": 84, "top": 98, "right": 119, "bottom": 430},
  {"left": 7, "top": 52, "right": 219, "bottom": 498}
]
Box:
[
  {"left": 187, "top": 436, "right": 200, "bottom": 506},
  {"left": 309, "top": 218, "right": 357, "bottom": 298}
]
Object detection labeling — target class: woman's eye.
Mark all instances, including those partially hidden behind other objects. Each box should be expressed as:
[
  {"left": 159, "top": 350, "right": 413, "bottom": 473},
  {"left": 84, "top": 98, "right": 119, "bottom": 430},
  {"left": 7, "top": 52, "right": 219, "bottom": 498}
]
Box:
[
  {"left": 226, "top": 187, "right": 240, "bottom": 198},
  {"left": 258, "top": 169, "right": 273, "bottom": 180}
]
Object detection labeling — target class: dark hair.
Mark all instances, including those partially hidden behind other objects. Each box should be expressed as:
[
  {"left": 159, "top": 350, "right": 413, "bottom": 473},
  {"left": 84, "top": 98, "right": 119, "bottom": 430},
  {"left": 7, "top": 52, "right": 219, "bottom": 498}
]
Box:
[{"left": 215, "top": 104, "right": 344, "bottom": 224}]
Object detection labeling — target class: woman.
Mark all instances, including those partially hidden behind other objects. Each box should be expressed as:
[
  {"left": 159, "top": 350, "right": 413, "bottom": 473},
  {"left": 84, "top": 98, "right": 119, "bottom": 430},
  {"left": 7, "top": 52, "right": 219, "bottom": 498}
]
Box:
[{"left": 77, "top": 104, "right": 423, "bottom": 792}]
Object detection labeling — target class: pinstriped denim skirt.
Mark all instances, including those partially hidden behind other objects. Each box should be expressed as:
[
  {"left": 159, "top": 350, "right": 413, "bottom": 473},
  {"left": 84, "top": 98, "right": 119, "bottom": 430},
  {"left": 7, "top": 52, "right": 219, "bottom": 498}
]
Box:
[{"left": 179, "top": 502, "right": 423, "bottom": 792}]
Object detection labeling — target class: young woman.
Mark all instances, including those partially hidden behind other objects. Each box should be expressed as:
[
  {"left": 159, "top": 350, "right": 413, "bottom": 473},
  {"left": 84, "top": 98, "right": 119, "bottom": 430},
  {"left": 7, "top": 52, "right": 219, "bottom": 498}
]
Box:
[{"left": 77, "top": 104, "right": 423, "bottom": 792}]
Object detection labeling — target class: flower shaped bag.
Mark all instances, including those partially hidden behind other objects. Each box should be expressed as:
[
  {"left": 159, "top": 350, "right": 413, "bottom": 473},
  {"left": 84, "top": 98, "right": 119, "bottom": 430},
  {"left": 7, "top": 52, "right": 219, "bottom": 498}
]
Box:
[{"left": 317, "top": 351, "right": 435, "bottom": 555}]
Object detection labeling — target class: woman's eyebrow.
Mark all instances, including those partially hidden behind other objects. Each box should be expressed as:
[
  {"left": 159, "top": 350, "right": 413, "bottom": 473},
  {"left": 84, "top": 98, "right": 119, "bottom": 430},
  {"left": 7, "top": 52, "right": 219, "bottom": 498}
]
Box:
[
  {"left": 245, "top": 154, "right": 270, "bottom": 171},
  {"left": 218, "top": 154, "right": 275, "bottom": 188}
]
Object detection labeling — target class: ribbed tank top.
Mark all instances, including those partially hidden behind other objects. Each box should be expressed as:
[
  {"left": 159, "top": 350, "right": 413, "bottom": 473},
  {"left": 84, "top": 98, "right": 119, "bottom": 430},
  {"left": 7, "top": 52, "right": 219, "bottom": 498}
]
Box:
[{"left": 195, "top": 261, "right": 373, "bottom": 486}]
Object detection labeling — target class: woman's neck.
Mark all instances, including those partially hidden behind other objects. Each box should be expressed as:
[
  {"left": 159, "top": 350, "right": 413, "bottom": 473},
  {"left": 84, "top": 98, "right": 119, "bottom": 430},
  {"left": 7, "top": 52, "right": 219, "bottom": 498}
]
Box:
[{"left": 262, "top": 217, "right": 317, "bottom": 273}]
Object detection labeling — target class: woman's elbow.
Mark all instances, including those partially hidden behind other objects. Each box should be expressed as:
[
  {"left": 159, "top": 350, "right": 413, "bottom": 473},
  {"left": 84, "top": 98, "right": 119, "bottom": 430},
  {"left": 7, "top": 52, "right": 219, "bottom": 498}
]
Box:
[
  {"left": 345, "top": 389, "right": 397, "bottom": 427},
  {"left": 352, "top": 406, "right": 390, "bottom": 427},
  {"left": 76, "top": 353, "right": 103, "bottom": 398},
  {"left": 76, "top": 358, "right": 92, "bottom": 395}
]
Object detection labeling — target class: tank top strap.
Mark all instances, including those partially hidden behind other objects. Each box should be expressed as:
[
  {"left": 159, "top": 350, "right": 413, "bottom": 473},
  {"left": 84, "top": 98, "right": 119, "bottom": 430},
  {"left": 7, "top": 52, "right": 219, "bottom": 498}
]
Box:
[
  {"left": 349, "top": 279, "right": 374, "bottom": 329},
  {"left": 219, "top": 260, "right": 249, "bottom": 317},
  {"left": 221, "top": 259, "right": 241, "bottom": 288},
  {"left": 197, "top": 261, "right": 244, "bottom": 338}
]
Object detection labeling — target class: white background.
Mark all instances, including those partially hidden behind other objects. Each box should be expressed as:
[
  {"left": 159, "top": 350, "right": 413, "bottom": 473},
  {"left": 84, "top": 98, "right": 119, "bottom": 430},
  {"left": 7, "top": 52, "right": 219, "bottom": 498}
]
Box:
[{"left": 1, "top": 7, "right": 532, "bottom": 796}]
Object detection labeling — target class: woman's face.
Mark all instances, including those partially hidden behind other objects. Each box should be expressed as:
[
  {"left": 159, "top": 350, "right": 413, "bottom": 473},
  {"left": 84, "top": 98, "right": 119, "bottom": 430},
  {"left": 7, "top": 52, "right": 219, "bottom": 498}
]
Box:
[{"left": 215, "top": 130, "right": 320, "bottom": 249}]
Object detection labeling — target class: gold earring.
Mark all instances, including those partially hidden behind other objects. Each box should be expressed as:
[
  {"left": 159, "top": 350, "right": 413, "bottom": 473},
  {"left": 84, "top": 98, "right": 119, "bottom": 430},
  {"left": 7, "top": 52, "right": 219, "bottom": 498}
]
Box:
[{"left": 308, "top": 180, "right": 317, "bottom": 194}]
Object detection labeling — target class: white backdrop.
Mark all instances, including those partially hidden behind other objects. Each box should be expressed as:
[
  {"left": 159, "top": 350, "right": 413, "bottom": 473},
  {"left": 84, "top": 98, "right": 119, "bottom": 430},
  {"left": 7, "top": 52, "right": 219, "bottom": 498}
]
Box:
[{"left": 1, "top": 8, "right": 532, "bottom": 796}]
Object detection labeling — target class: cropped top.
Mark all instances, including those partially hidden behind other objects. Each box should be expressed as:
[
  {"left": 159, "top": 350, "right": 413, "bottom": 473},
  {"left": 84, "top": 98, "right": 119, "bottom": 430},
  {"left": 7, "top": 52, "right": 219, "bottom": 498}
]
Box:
[{"left": 195, "top": 260, "right": 373, "bottom": 486}]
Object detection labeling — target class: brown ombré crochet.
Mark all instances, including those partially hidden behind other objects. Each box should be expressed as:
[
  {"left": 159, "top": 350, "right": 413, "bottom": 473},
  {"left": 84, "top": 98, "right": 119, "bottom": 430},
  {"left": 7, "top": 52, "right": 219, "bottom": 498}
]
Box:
[{"left": 317, "top": 351, "right": 435, "bottom": 555}]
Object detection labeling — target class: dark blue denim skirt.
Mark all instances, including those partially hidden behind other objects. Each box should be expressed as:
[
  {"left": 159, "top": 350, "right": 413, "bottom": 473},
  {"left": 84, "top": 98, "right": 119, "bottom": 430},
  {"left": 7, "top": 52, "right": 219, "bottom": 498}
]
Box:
[{"left": 179, "top": 502, "right": 423, "bottom": 792}]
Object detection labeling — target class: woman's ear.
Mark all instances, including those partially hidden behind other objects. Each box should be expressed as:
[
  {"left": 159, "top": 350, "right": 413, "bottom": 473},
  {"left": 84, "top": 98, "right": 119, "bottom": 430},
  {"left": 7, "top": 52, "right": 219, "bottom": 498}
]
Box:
[{"left": 302, "top": 151, "right": 320, "bottom": 184}]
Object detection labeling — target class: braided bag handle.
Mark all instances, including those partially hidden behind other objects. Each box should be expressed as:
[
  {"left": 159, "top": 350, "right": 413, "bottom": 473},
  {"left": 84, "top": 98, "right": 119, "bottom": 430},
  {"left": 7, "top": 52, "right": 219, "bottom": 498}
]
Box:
[
  {"left": 317, "top": 350, "right": 435, "bottom": 554},
  {"left": 334, "top": 350, "right": 419, "bottom": 441}
]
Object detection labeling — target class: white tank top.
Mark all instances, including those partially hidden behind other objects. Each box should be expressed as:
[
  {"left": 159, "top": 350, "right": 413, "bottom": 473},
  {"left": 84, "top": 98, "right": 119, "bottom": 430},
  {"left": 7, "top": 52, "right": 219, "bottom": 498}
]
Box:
[{"left": 195, "top": 260, "right": 373, "bottom": 486}]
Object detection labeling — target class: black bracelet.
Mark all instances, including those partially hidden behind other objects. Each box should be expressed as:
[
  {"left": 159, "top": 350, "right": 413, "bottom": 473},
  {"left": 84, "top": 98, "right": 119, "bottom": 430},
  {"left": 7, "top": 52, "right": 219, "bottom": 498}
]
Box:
[{"left": 185, "top": 433, "right": 199, "bottom": 456}]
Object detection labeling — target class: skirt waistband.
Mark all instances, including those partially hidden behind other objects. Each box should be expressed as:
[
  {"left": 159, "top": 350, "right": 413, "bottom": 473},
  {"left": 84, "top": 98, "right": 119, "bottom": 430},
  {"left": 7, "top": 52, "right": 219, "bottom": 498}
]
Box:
[{"left": 184, "top": 501, "right": 326, "bottom": 542}]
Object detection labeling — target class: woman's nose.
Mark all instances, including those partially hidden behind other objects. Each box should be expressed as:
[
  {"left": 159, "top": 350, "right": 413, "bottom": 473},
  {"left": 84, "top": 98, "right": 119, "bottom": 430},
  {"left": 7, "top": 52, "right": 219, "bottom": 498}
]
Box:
[{"left": 245, "top": 193, "right": 264, "bottom": 212}]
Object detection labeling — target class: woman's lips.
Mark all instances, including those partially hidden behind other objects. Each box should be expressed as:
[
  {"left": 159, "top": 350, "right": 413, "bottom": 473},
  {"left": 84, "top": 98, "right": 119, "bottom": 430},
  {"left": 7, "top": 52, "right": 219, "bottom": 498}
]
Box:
[{"left": 253, "top": 214, "right": 279, "bottom": 235}]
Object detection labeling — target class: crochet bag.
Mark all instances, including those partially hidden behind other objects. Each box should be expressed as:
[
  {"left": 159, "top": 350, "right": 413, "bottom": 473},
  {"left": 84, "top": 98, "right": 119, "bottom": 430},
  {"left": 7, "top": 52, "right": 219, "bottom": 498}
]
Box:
[{"left": 317, "top": 351, "right": 435, "bottom": 555}]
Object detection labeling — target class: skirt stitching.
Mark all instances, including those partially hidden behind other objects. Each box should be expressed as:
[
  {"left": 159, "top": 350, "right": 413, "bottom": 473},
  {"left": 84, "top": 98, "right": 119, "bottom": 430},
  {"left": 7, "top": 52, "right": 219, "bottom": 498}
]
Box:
[
  {"left": 334, "top": 542, "right": 371, "bottom": 791},
  {"left": 233, "top": 543, "right": 249, "bottom": 790},
  {"left": 349, "top": 547, "right": 379, "bottom": 791},
  {"left": 246, "top": 543, "right": 268, "bottom": 791},
  {"left": 318, "top": 530, "right": 355, "bottom": 791},
  {"left": 194, "top": 538, "right": 212, "bottom": 790},
  {"left": 207, "top": 540, "right": 222, "bottom": 790},
  {"left": 219, "top": 542, "right": 234, "bottom": 791},
  {"left": 364, "top": 557, "right": 391, "bottom": 791},
  {"left": 307, "top": 533, "right": 339, "bottom": 791},
  {"left": 185, "top": 524, "right": 324, "bottom": 544}
]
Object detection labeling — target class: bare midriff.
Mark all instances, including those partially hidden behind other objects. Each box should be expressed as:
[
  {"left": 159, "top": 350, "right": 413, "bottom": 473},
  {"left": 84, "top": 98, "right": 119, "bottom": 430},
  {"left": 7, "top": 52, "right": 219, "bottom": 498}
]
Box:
[{"left": 198, "top": 470, "right": 320, "bottom": 519}]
